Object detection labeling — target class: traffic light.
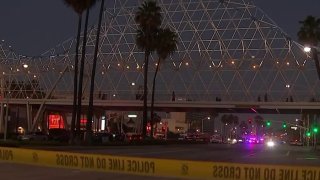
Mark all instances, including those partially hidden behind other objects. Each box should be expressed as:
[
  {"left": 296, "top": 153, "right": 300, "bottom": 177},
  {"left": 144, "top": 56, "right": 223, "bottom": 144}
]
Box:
[
  {"left": 266, "top": 121, "right": 271, "bottom": 127},
  {"left": 282, "top": 122, "right": 287, "bottom": 128},
  {"left": 248, "top": 118, "right": 252, "bottom": 124},
  {"left": 313, "top": 127, "right": 318, "bottom": 133},
  {"left": 306, "top": 132, "right": 311, "bottom": 137}
]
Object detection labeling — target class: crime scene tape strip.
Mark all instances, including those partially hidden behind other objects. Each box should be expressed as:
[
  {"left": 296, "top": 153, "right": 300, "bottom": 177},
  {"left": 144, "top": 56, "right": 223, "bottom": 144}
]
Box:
[{"left": 1, "top": 146, "right": 320, "bottom": 180}]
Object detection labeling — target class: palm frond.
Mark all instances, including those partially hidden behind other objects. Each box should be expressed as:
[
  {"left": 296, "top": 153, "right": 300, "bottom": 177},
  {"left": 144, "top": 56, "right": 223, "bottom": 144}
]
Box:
[
  {"left": 63, "top": 0, "right": 97, "bottom": 14},
  {"left": 298, "top": 16, "right": 320, "bottom": 45}
]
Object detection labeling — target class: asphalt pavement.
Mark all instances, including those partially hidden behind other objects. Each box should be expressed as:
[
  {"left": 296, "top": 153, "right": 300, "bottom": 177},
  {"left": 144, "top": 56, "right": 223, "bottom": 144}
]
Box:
[{"left": 40, "top": 143, "right": 320, "bottom": 166}]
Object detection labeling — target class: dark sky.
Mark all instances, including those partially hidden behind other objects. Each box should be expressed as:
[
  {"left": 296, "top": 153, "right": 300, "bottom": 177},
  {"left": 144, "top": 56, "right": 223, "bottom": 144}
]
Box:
[{"left": 0, "top": 0, "right": 319, "bottom": 56}]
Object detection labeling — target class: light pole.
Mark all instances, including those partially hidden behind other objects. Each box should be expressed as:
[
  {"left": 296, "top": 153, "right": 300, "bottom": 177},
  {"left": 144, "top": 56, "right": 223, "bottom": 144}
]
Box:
[{"left": 201, "top": 117, "right": 210, "bottom": 133}]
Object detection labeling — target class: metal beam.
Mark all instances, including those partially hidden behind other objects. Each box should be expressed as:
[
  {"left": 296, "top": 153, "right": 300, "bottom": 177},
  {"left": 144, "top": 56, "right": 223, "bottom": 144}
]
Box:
[{"left": 31, "top": 66, "right": 69, "bottom": 131}]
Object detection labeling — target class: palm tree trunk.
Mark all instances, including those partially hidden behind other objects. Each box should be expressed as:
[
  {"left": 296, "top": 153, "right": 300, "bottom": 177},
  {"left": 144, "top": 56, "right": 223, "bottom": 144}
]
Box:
[
  {"left": 86, "top": 0, "right": 105, "bottom": 144},
  {"left": 150, "top": 58, "right": 161, "bottom": 138},
  {"left": 313, "top": 49, "right": 320, "bottom": 80},
  {"left": 76, "top": 8, "right": 90, "bottom": 141},
  {"left": 142, "top": 50, "right": 150, "bottom": 137},
  {"left": 70, "top": 14, "right": 82, "bottom": 144}
]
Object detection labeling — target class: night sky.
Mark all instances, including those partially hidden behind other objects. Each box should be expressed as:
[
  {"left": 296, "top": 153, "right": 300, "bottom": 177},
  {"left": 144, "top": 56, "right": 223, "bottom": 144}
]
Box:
[{"left": 0, "top": 0, "right": 319, "bottom": 56}]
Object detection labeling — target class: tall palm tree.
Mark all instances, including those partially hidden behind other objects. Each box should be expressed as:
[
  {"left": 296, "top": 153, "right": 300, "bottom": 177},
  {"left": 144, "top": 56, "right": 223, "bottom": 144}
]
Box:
[
  {"left": 63, "top": 0, "right": 95, "bottom": 143},
  {"left": 220, "top": 114, "right": 232, "bottom": 139},
  {"left": 86, "top": 0, "right": 105, "bottom": 144},
  {"left": 298, "top": 16, "right": 320, "bottom": 80},
  {"left": 239, "top": 120, "right": 248, "bottom": 135},
  {"left": 135, "top": 0, "right": 162, "bottom": 137},
  {"left": 76, "top": 0, "right": 97, "bottom": 141},
  {"left": 254, "top": 115, "right": 264, "bottom": 136},
  {"left": 210, "top": 111, "right": 219, "bottom": 133},
  {"left": 230, "top": 114, "right": 239, "bottom": 138},
  {"left": 150, "top": 28, "right": 178, "bottom": 137}
]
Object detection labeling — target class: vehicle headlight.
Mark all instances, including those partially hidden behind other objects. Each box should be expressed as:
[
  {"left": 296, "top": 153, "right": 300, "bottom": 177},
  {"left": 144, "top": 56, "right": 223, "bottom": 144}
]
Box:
[{"left": 267, "top": 141, "right": 275, "bottom": 147}]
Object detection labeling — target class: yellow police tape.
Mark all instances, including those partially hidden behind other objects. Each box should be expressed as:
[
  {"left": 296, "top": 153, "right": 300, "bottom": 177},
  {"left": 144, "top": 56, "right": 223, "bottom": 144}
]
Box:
[{"left": 1, "top": 146, "right": 320, "bottom": 180}]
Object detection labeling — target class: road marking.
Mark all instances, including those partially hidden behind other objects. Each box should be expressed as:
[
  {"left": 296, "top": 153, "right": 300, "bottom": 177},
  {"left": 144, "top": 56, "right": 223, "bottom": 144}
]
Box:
[
  {"left": 296, "top": 157, "right": 318, "bottom": 160},
  {"left": 286, "top": 151, "right": 290, "bottom": 156}
]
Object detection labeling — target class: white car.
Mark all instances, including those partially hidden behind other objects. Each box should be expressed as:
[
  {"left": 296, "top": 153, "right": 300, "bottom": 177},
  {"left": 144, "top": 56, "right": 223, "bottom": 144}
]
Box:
[
  {"left": 210, "top": 135, "right": 222, "bottom": 143},
  {"left": 290, "top": 140, "right": 303, "bottom": 146}
]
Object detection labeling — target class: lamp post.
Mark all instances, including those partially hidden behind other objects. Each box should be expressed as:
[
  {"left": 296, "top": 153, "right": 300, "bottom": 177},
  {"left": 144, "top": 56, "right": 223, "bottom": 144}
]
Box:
[
  {"left": 313, "top": 127, "right": 318, "bottom": 150},
  {"left": 201, "top": 117, "right": 210, "bottom": 133}
]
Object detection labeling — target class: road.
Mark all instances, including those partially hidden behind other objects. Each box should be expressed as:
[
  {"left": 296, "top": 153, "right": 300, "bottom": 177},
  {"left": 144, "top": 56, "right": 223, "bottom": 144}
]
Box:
[
  {"left": 43, "top": 143, "right": 320, "bottom": 166},
  {"left": 1, "top": 143, "right": 320, "bottom": 180}
]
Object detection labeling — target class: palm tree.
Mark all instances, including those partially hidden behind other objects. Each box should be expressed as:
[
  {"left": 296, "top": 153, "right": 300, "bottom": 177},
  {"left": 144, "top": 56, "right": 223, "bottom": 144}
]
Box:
[
  {"left": 75, "top": 0, "right": 97, "bottom": 141},
  {"left": 86, "top": 0, "right": 105, "bottom": 144},
  {"left": 210, "top": 111, "right": 219, "bottom": 133},
  {"left": 298, "top": 16, "right": 320, "bottom": 80},
  {"left": 239, "top": 120, "right": 248, "bottom": 135},
  {"left": 63, "top": 0, "right": 96, "bottom": 143},
  {"left": 135, "top": 0, "right": 162, "bottom": 137},
  {"left": 150, "top": 28, "right": 178, "bottom": 137},
  {"left": 230, "top": 114, "right": 239, "bottom": 138},
  {"left": 221, "top": 114, "right": 233, "bottom": 140},
  {"left": 254, "top": 115, "right": 264, "bottom": 136}
]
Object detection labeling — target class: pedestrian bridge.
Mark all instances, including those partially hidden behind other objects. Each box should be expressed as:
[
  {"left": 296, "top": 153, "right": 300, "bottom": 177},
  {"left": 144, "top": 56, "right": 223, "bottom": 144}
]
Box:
[{"left": 4, "top": 98, "right": 320, "bottom": 114}]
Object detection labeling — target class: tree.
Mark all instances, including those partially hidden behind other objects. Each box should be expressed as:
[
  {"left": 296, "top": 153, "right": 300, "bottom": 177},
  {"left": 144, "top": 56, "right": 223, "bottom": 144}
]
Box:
[
  {"left": 239, "top": 120, "right": 248, "bottom": 135},
  {"left": 150, "top": 28, "right": 178, "bottom": 137},
  {"left": 210, "top": 111, "right": 219, "bottom": 133},
  {"left": 230, "top": 114, "right": 239, "bottom": 138},
  {"left": 135, "top": 0, "right": 162, "bottom": 137},
  {"left": 298, "top": 16, "right": 320, "bottom": 80},
  {"left": 75, "top": 0, "right": 97, "bottom": 142},
  {"left": 64, "top": 0, "right": 97, "bottom": 143},
  {"left": 64, "top": 0, "right": 83, "bottom": 144},
  {"left": 86, "top": 0, "right": 105, "bottom": 144},
  {"left": 221, "top": 114, "right": 232, "bottom": 139},
  {"left": 254, "top": 115, "right": 264, "bottom": 136}
]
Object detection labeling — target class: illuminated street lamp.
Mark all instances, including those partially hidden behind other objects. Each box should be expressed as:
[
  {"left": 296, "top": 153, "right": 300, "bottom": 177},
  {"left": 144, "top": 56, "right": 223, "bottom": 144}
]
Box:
[
  {"left": 304, "top": 46, "right": 311, "bottom": 53},
  {"left": 201, "top": 116, "right": 210, "bottom": 133}
]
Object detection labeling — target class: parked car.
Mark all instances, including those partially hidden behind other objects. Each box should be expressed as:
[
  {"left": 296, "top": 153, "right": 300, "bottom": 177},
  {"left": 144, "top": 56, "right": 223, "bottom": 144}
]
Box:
[
  {"left": 92, "top": 132, "right": 115, "bottom": 143},
  {"left": 18, "top": 132, "right": 48, "bottom": 141},
  {"left": 210, "top": 135, "right": 223, "bottom": 143},
  {"left": 290, "top": 140, "right": 303, "bottom": 146},
  {"left": 125, "top": 133, "right": 143, "bottom": 142},
  {"left": 48, "top": 128, "right": 69, "bottom": 142}
]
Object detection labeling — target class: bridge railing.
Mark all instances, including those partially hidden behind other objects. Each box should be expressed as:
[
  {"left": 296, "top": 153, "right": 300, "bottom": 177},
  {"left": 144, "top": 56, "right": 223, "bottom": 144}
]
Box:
[
  {"left": 0, "top": 88, "right": 319, "bottom": 103},
  {"left": 47, "top": 90, "right": 320, "bottom": 103}
]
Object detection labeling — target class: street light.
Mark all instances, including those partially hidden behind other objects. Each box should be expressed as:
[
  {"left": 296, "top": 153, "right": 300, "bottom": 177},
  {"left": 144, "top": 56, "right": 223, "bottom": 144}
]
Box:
[
  {"left": 304, "top": 46, "right": 311, "bottom": 53},
  {"left": 201, "top": 116, "right": 210, "bottom": 133}
]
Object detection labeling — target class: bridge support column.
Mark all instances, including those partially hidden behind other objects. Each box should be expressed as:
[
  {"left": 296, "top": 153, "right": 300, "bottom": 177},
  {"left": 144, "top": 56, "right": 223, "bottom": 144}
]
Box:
[
  {"left": 0, "top": 103, "right": 3, "bottom": 133},
  {"left": 26, "top": 102, "right": 31, "bottom": 132}
]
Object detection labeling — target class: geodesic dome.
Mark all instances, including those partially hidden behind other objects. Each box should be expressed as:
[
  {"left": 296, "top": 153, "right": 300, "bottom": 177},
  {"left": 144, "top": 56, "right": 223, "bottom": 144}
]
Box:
[{"left": 2, "top": 0, "right": 317, "bottom": 102}]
